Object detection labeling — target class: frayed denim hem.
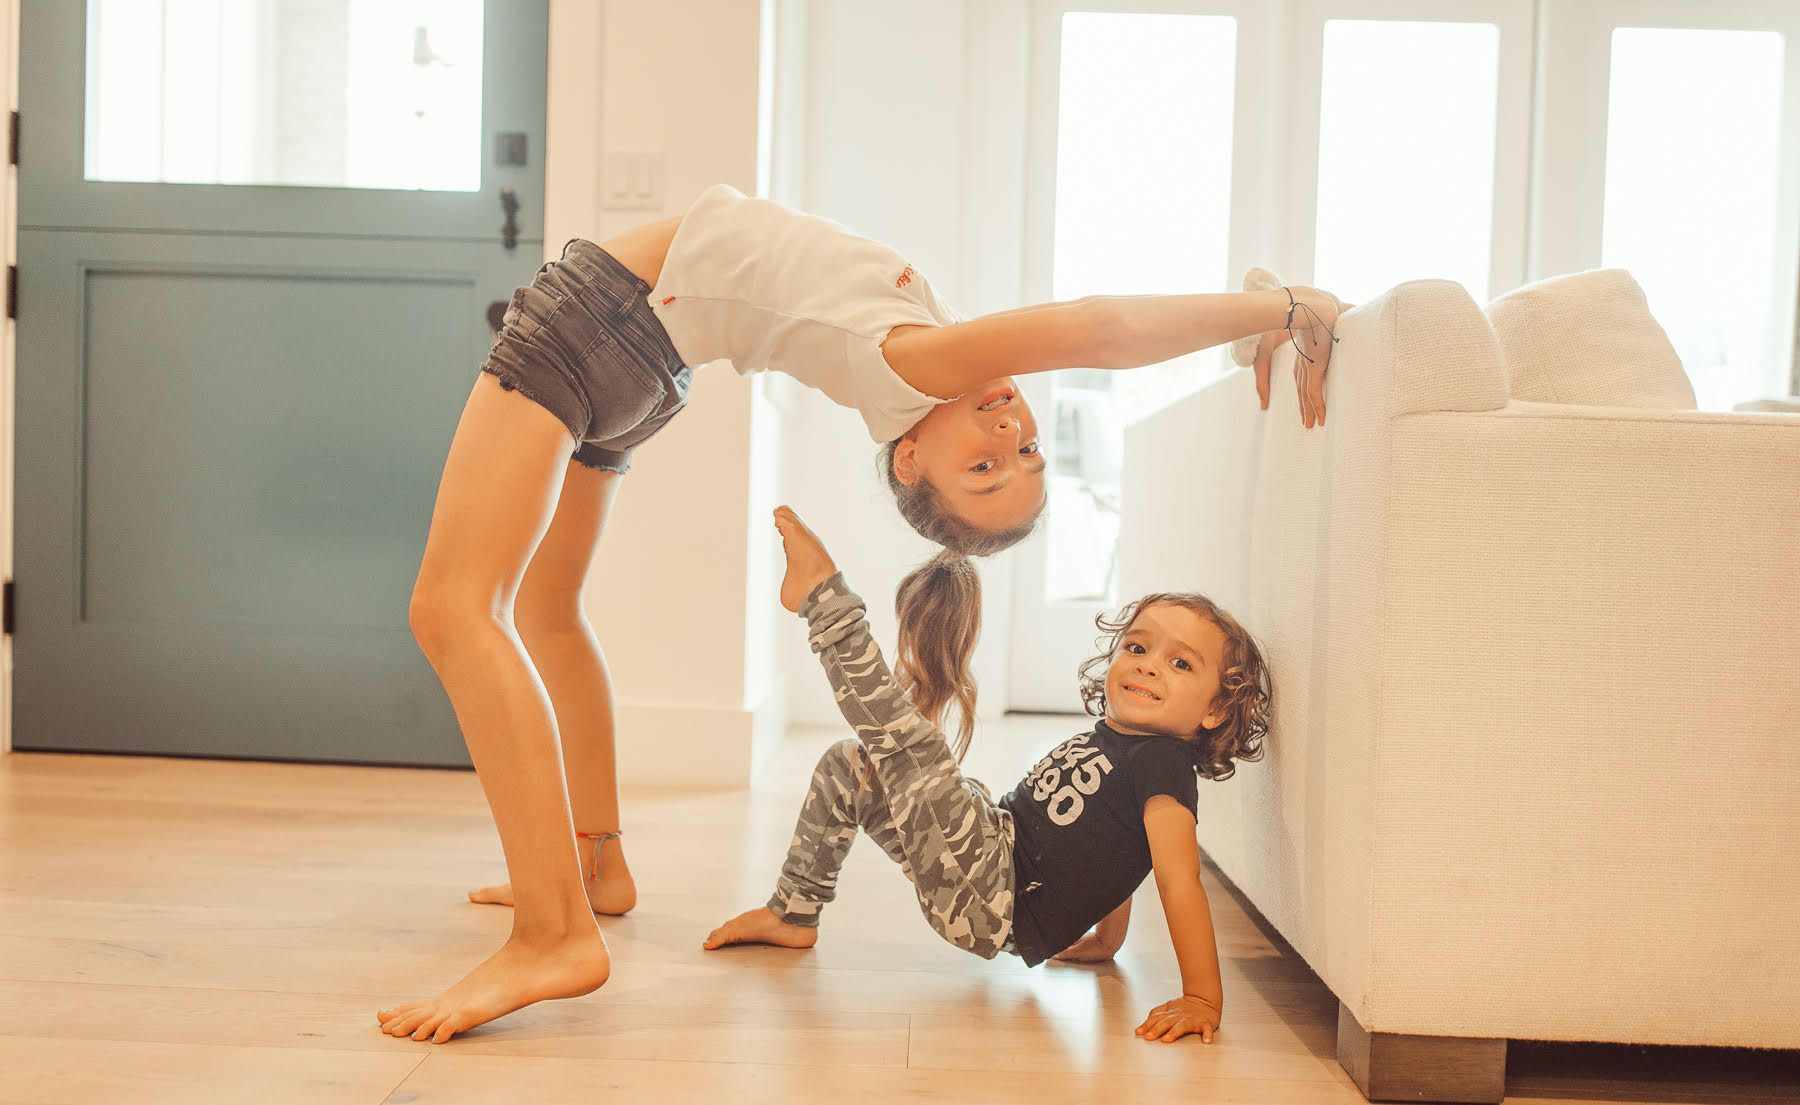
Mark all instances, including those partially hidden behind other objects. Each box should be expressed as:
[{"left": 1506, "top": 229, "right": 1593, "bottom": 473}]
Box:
[{"left": 571, "top": 448, "right": 631, "bottom": 475}]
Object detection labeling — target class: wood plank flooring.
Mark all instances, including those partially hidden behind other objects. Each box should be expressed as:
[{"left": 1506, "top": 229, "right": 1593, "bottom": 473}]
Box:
[{"left": 1, "top": 716, "right": 1793, "bottom": 1104}]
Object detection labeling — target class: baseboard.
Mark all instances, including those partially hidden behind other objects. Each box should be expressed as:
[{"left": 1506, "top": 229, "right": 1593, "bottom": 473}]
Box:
[{"left": 614, "top": 683, "right": 786, "bottom": 789}]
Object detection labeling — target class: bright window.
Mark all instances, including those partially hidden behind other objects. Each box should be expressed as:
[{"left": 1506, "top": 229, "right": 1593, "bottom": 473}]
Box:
[
  {"left": 86, "top": 0, "right": 484, "bottom": 191},
  {"left": 1601, "top": 27, "right": 1787, "bottom": 410},
  {"left": 1046, "top": 10, "right": 1238, "bottom": 602},
  {"left": 1314, "top": 18, "right": 1501, "bottom": 304}
]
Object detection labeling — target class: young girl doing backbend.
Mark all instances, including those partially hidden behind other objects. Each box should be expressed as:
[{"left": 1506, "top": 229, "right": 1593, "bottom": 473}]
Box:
[
  {"left": 378, "top": 183, "right": 1343, "bottom": 1043},
  {"left": 706, "top": 508, "right": 1272, "bottom": 1044}
]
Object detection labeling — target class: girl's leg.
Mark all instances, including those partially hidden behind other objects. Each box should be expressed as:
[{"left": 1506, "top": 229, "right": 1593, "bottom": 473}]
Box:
[
  {"left": 377, "top": 373, "right": 608, "bottom": 1044},
  {"left": 468, "top": 459, "right": 636, "bottom": 915},
  {"left": 703, "top": 738, "right": 899, "bottom": 950},
  {"left": 706, "top": 733, "right": 1013, "bottom": 959},
  {"left": 769, "top": 739, "right": 912, "bottom": 923},
  {"left": 703, "top": 738, "right": 903, "bottom": 949}
]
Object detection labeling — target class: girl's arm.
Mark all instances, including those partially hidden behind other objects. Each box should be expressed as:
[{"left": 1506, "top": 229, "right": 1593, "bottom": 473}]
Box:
[
  {"left": 1135, "top": 794, "right": 1224, "bottom": 1045},
  {"left": 882, "top": 288, "right": 1342, "bottom": 400},
  {"left": 1052, "top": 896, "right": 1133, "bottom": 963}
]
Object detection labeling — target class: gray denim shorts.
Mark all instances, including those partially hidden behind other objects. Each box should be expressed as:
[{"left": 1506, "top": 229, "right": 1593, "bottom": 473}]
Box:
[{"left": 481, "top": 239, "right": 692, "bottom": 474}]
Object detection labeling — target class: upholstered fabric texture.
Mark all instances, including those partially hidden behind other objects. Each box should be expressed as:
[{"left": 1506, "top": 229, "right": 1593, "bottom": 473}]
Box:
[
  {"left": 1485, "top": 268, "right": 1697, "bottom": 409},
  {"left": 1116, "top": 279, "right": 1800, "bottom": 1047}
]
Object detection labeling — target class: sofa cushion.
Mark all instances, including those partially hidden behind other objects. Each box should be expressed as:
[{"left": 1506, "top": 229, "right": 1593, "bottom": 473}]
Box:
[{"left": 1485, "top": 269, "right": 1696, "bottom": 409}]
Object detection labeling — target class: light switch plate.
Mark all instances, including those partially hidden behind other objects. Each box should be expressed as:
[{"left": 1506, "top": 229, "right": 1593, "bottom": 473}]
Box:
[{"left": 601, "top": 152, "right": 663, "bottom": 210}]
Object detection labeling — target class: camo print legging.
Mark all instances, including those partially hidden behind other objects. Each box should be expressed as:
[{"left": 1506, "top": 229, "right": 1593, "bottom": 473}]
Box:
[{"left": 766, "top": 574, "right": 1018, "bottom": 960}]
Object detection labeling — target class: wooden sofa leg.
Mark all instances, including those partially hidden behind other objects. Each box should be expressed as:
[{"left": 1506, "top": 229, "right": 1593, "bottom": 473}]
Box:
[{"left": 1337, "top": 1002, "right": 1507, "bottom": 1103}]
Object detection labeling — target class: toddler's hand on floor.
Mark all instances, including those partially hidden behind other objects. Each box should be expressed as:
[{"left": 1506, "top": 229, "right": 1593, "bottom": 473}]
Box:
[
  {"left": 774, "top": 506, "right": 839, "bottom": 612},
  {"left": 1136, "top": 994, "right": 1221, "bottom": 1044}
]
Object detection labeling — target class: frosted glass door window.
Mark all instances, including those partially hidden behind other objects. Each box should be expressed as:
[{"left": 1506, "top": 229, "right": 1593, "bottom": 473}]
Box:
[
  {"left": 1314, "top": 19, "right": 1500, "bottom": 304},
  {"left": 1601, "top": 28, "right": 1786, "bottom": 410},
  {"left": 86, "top": 0, "right": 485, "bottom": 191},
  {"left": 1047, "top": 11, "right": 1236, "bottom": 603}
]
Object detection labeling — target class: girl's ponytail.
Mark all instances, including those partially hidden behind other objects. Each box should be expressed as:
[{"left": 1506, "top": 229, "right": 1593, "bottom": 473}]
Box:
[
  {"left": 878, "top": 437, "right": 1041, "bottom": 762},
  {"left": 893, "top": 549, "right": 982, "bottom": 762}
]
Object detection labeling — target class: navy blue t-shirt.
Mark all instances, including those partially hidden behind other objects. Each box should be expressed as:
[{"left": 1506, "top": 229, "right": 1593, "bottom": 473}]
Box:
[{"left": 1000, "top": 721, "right": 1200, "bottom": 966}]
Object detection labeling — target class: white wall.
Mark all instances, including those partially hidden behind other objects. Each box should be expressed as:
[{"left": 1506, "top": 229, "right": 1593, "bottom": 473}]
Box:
[{"left": 546, "top": 0, "right": 784, "bottom": 786}]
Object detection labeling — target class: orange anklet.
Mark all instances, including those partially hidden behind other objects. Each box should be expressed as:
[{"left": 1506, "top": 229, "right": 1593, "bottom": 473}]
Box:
[{"left": 575, "top": 830, "right": 622, "bottom": 883}]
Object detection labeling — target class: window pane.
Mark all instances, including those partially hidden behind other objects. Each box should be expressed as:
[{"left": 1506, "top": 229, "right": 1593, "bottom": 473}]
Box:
[
  {"left": 1048, "top": 11, "right": 1237, "bottom": 603},
  {"left": 86, "top": 0, "right": 485, "bottom": 191},
  {"left": 1314, "top": 20, "right": 1500, "bottom": 304},
  {"left": 1602, "top": 28, "right": 1786, "bottom": 410}
]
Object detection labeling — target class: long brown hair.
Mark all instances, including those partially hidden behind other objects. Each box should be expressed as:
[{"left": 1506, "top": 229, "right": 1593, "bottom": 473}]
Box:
[
  {"left": 893, "top": 550, "right": 983, "bottom": 761},
  {"left": 1076, "top": 593, "right": 1272, "bottom": 781}
]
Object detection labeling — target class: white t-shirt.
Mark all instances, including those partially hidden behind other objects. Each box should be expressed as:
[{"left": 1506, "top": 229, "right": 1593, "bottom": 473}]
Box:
[{"left": 647, "top": 184, "right": 961, "bottom": 442}]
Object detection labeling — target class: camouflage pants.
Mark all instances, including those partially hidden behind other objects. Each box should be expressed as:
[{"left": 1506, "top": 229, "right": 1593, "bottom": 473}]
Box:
[
  {"left": 769, "top": 573, "right": 1019, "bottom": 959},
  {"left": 767, "top": 738, "right": 1018, "bottom": 959}
]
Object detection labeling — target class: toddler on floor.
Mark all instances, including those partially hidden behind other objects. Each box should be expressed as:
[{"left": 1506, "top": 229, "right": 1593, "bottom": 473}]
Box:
[{"left": 705, "top": 508, "right": 1271, "bottom": 1044}]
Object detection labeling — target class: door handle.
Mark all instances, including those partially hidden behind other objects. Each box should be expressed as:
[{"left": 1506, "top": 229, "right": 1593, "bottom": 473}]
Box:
[{"left": 500, "top": 187, "right": 520, "bottom": 251}]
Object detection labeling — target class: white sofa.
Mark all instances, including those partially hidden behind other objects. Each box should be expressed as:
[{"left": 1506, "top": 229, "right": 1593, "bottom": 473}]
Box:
[{"left": 1115, "top": 277, "right": 1800, "bottom": 1103}]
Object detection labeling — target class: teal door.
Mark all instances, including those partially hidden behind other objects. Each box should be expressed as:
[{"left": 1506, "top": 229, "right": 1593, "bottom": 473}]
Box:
[{"left": 15, "top": 0, "right": 547, "bottom": 766}]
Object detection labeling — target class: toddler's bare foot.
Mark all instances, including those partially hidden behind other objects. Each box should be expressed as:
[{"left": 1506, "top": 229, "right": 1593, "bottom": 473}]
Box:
[
  {"left": 774, "top": 506, "right": 838, "bottom": 613},
  {"left": 469, "top": 836, "right": 637, "bottom": 915},
  {"left": 702, "top": 906, "right": 819, "bottom": 950},
  {"left": 375, "top": 927, "right": 610, "bottom": 1044}
]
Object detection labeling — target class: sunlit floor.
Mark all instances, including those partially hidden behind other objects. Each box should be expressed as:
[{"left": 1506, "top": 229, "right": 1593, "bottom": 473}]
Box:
[{"left": 1, "top": 716, "right": 1794, "bottom": 1105}]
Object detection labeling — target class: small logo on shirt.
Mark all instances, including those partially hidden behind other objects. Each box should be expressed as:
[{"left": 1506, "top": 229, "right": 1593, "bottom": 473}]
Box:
[
  {"left": 661, "top": 296, "right": 675, "bottom": 305},
  {"left": 895, "top": 265, "right": 915, "bottom": 289}
]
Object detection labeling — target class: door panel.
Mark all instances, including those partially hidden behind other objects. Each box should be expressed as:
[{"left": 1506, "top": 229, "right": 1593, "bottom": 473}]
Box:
[{"left": 16, "top": 230, "right": 503, "bottom": 763}]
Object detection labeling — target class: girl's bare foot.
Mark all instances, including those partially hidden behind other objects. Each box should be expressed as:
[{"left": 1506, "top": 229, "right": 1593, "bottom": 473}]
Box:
[
  {"left": 469, "top": 835, "right": 638, "bottom": 915},
  {"left": 375, "top": 927, "right": 610, "bottom": 1044},
  {"left": 702, "top": 906, "right": 820, "bottom": 950},
  {"left": 774, "top": 506, "right": 838, "bottom": 612}
]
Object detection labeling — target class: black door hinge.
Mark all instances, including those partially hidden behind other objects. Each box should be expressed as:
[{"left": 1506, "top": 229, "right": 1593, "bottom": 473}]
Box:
[
  {"left": 5, "top": 265, "right": 14, "bottom": 321},
  {"left": 3, "top": 580, "right": 13, "bottom": 636},
  {"left": 8, "top": 112, "right": 16, "bottom": 166}
]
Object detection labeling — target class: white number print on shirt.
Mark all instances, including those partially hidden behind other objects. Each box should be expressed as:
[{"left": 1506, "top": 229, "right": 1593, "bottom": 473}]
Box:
[{"left": 1026, "top": 735, "right": 1115, "bottom": 827}]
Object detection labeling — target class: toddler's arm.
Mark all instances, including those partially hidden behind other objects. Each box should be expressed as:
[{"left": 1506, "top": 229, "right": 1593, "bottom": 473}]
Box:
[
  {"left": 1051, "top": 897, "right": 1133, "bottom": 963},
  {"left": 1136, "top": 795, "right": 1224, "bottom": 1044}
]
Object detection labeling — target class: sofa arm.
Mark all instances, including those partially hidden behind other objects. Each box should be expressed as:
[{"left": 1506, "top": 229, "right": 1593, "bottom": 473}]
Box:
[{"left": 1367, "top": 400, "right": 1800, "bottom": 1045}]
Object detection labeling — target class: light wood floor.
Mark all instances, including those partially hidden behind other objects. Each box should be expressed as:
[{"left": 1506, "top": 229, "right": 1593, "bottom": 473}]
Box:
[{"left": 2, "top": 715, "right": 1794, "bottom": 1105}]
